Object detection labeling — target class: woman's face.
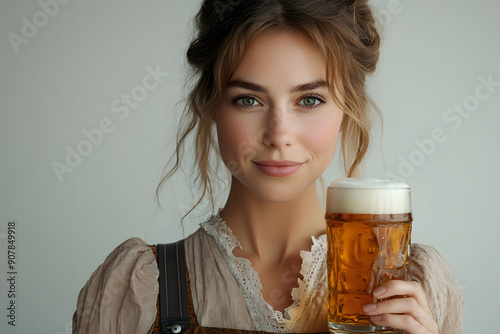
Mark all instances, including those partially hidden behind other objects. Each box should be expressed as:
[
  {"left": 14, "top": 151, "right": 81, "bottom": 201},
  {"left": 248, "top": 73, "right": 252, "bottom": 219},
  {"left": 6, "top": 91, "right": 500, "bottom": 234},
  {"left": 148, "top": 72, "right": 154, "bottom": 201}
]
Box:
[{"left": 215, "top": 29, "right": 343, "bottom": 203}]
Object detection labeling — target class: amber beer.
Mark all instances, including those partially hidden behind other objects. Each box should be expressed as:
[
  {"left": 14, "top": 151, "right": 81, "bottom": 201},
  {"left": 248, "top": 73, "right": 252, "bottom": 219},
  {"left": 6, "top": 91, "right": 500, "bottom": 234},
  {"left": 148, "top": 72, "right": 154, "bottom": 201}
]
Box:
[{"left": 325, "top": 178, "right": 412, "bottom": 333}]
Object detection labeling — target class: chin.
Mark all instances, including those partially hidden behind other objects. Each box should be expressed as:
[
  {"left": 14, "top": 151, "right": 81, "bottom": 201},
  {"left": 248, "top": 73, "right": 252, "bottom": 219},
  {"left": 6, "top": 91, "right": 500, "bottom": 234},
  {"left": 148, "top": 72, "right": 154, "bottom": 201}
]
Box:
[{"left": 249, "top": 183, "right": 313, "bottom": 204}]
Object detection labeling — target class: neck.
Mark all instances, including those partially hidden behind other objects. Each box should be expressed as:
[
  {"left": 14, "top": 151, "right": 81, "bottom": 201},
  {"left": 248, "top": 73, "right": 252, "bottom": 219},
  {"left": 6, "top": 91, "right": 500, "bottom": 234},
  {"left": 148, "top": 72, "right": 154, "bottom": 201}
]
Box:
[{"left": 219, "top": 176, "right": 326, "bottom": 265}]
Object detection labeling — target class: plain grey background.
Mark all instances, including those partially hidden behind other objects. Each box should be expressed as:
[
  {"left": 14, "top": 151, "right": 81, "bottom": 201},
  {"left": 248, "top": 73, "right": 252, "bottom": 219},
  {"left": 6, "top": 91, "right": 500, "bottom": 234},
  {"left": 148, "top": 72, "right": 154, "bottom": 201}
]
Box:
[{"left": 1, "top": 0, "right": 499, "bottom": 333}]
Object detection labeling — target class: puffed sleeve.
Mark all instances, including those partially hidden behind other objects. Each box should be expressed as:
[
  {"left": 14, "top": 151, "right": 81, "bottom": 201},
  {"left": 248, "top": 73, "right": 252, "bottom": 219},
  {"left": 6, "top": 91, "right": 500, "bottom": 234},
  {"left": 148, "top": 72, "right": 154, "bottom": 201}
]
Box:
[
  {"left": 72, "top": 237, "right": 159, "bottom": 334},
  {"left": 408, "top": 244, "right": 464, "bottom": 334}
]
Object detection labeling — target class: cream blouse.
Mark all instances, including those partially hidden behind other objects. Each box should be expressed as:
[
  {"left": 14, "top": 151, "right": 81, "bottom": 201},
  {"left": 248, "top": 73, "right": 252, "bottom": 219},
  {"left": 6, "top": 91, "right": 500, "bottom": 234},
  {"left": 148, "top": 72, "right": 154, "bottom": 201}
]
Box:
[{"left": 72, "top": 212, "right": 464, "bottom": 334}]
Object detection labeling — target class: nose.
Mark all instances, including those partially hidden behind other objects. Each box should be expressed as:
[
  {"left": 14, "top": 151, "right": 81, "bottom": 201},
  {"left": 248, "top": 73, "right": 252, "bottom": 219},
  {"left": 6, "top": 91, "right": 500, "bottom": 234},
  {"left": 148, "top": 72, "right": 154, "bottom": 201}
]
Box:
[{"left": 261, "top": 107, "right": 294, "bottom": 149}]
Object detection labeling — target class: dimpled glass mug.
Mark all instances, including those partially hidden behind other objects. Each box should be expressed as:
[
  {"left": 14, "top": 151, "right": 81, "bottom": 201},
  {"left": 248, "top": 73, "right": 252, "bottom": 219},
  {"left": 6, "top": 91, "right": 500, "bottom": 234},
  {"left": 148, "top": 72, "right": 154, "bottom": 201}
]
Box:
[{"left": 325, "top": 178, "right": 412, "bottom": 333}]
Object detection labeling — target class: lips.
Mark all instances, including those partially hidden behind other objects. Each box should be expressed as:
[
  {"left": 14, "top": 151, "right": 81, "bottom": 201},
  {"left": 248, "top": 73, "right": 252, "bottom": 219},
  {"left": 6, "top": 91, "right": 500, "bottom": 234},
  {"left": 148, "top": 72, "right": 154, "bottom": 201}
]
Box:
[
  {"left": 255, "top": 160, "right": 302, "bottom": 167},
  {"left": 253, "top": 160, "right": 304, "bottom": 177}
]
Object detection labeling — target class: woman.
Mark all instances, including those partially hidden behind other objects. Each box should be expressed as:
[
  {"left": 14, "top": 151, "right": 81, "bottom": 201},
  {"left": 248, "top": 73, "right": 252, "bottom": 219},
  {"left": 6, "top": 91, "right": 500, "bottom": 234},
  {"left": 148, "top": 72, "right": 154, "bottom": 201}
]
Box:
[{"left": 73, "top": 0, "right": 463, "bottom": 333}]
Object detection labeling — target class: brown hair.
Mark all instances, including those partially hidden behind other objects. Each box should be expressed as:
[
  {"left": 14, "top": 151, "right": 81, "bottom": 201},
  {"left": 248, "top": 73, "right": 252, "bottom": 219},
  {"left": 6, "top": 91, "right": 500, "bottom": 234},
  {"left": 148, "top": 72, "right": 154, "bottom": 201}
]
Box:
[{"left": 156, "top": 0, "right": 381, "bottom": 217}]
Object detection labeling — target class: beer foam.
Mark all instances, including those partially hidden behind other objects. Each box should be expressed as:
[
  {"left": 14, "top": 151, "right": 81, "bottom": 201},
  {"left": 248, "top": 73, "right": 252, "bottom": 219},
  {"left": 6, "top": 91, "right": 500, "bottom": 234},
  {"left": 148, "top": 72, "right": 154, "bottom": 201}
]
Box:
[{"left": 326, "top": 178, "right": 411, "bottom": 214}]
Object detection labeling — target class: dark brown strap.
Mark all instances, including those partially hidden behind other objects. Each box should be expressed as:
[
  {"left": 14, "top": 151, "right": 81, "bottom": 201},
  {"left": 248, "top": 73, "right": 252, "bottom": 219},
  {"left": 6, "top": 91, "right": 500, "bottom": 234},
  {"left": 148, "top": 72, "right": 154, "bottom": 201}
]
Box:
[{"left": 157, "top": 241, "right": 190, "bottom": 334}]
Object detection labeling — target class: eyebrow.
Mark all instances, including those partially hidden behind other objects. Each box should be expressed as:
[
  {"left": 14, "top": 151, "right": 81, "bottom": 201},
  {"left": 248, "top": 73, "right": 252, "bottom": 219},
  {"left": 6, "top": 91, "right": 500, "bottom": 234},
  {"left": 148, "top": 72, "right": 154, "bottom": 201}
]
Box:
[{"left": 226, "top": 79, "right": 327, "bottom": 94}]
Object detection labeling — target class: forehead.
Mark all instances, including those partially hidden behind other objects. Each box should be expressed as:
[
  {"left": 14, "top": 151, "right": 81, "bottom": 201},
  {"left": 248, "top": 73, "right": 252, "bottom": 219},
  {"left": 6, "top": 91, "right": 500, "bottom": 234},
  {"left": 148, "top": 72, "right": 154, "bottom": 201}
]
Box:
[{"left": 229, "top": 29, "right": 327, "bottom": 88}]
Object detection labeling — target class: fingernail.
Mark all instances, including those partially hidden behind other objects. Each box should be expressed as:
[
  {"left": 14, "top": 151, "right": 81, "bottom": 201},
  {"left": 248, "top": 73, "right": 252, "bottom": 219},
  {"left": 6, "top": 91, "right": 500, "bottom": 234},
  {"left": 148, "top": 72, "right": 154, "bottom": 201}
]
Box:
[
  {"left": 363, "top": 303, "right": 376, "bottom": 313},
  {"left": 371, "top": 315, "right": 382, "bottom": 322},
  {"left": 373, "top": 286, "right": 386, "bottom": 297}
]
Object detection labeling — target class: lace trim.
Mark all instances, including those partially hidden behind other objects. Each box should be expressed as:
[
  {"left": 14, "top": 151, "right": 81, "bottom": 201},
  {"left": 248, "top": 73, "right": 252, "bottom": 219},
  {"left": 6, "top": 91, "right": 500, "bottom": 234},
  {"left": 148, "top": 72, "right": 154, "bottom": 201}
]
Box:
[{"left": 200, "top": 210, "right": 327, "bottom": 333}]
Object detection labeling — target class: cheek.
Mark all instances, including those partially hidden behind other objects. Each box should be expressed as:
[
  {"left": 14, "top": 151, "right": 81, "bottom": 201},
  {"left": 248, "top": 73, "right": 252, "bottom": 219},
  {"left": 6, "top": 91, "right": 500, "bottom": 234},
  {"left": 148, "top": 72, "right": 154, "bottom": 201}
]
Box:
[
  {"left": 216, "top": 116, "right": 257, "bottom": 161},
  {"left": 305, "top": 118, "right": 341, "bottom": 158}
]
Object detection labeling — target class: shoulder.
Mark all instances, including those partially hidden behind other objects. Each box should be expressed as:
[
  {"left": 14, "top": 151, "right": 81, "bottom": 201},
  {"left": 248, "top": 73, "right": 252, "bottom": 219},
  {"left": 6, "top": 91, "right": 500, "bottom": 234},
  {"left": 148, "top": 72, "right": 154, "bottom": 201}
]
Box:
[
  {"left": 73, "top": 237, "right": 159, "bottom": 334},
  {"left": 409, "top": 243, "right": 464, "bottom": 333}
]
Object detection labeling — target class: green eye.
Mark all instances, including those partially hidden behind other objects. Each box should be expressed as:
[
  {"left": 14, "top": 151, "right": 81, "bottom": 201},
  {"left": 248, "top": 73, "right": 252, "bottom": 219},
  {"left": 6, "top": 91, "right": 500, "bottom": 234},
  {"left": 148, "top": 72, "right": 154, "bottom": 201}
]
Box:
[
  {"left": 302, "top": 96, "right": 319, "bottom": 107},
  {"left": 241, "top": 97, "right": 256, "bottom": 106}
]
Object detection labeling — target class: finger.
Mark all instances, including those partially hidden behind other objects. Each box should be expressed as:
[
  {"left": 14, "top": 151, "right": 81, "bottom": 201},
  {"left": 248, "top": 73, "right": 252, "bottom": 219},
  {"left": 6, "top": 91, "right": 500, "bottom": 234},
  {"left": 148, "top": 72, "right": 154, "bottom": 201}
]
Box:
[
  {"left": 370, "top": 313, "right": 430, "bottom": 334},
  {"left": 372, "top": 280, "right": 432, "bottom": 315},
  {"left": 363, "top": 297, "right": 435, "bottom": 331}
]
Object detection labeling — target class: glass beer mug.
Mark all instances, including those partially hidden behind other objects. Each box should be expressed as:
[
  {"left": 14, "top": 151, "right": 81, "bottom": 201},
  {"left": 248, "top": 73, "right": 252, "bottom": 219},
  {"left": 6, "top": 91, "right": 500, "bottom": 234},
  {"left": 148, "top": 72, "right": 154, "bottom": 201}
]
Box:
[{"left": 325, "top": 178, "right": 413, "bottom": 333}]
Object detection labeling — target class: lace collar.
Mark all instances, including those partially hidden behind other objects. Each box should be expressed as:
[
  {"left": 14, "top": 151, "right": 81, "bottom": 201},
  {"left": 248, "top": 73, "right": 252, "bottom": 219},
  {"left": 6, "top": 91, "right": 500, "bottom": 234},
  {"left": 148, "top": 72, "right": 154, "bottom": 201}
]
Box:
[{"left": 200, "top": 209, "right": 327, "bottom": 333}]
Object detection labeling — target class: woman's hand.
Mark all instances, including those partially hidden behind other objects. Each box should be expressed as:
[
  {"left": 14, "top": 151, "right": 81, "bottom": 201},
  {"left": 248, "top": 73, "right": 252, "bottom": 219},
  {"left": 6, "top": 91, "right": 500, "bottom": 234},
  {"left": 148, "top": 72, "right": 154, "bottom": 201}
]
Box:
[{"left": 362, "top": 280, "right": 439, "bottom": 334}]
